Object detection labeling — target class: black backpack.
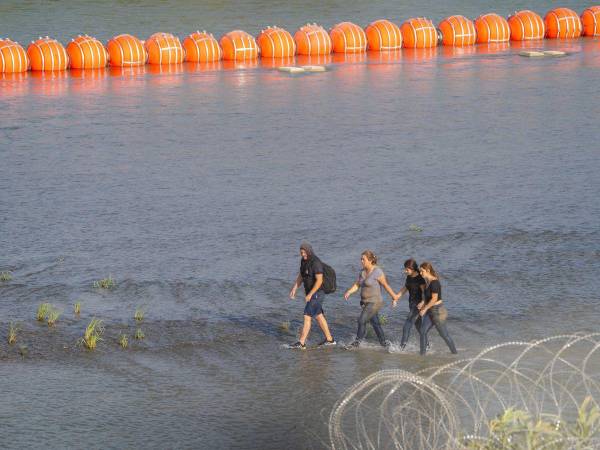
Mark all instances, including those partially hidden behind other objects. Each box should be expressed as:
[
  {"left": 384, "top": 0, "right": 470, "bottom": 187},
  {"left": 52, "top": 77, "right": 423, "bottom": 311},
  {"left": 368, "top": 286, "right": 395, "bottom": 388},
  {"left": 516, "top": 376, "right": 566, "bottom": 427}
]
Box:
[{"left": 322, "top": 263, "right": 337, "bottom": 294}]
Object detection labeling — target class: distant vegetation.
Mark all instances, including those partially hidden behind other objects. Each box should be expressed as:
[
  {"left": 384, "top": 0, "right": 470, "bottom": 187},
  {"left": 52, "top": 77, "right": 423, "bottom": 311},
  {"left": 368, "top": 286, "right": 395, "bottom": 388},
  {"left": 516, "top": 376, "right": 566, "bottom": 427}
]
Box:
[
  {"left": 119, "top": 334, "right": 129, "bottom": 349},
  {"left": 80, "top": 318, "right": 103, "bottom": 350},
  {"left": 0, "top": 271, "right": 12, "bottom": 282},
  {"left": 93, "top": 275, "right": 115, "bottom": 289},
  {"left": 8, "top": 322, "right": 19, "bottom": 344},
  {"left": 134, "top": 307, "right": 144, "bottom": 322},
  {"left": 36, "top": 303, "right": 51, "bottom": 322},
  {"left": 46, "top": 307, "right": 61, "bottom": 327}
]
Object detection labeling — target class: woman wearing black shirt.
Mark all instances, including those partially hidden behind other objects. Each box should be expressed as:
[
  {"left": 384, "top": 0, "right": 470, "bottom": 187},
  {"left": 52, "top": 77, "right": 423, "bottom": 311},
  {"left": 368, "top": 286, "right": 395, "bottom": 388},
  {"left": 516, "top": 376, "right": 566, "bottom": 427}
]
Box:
[
  {"left": 418, "top": 262, "right": 457, "bottom": 355},
  {"left": 392, "top": 259, "right": 429, "bottom": 349}
]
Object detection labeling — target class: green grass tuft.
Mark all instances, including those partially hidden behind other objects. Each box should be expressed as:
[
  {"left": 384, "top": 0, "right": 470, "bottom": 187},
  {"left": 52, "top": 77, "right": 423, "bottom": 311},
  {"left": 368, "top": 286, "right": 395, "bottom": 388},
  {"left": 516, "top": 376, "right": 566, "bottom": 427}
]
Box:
[
  {"left": 408, "top": 224, "right": 423, "bottom": 232},
  {"left": 119, "top": 334, "right": 129, "bottom": 349},
  {"left": 8, "top": 322, "right": 19, "bottom": 345},
  {"left": 36, "top": 303, "right": 51, "bottom": 321},
  {"left": 47, "top": 307, "right": 61, "bottom": 327},
  {"left": 134, "top": 328, "right": 145, "bottom": 340},
  {"left": 18, "top": 344, "right": 28, "bottom": 358},
  {"left": 0, "top": 271, "right": 12, "bottom": 282},
  {"left": 74, "top": 302, "right": 81, "bottom": 315},
  {"left": 93, "top": 275, "right": 115, "bottom": 289},
  {"left": 80, "top": 318, "right": 104, "bottom": 350},
  {"left": 134, "top": 307, "right": 144, "bottom": 322},
  {"left": 464, "top": 397, "right": 600, "bottom": 449}
]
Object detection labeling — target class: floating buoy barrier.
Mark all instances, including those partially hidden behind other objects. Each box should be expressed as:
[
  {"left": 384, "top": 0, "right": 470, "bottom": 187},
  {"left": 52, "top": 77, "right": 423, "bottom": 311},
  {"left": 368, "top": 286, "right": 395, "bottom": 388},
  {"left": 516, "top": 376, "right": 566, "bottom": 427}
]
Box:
[
  {"left": 66, "top": 35, "right": 108, "bottom": 69},
  {"left": 330, "top": 21, "right": 367, "bottom": 53},
  {"left": 438, "top": 15, "right": 476, "bottom": 46},
  {"left": 3, "top": 5, "right": 599, "bottom": 78},
  {"left": 183, "top": 31, "right": 222, "bottom": 63},
  {"left": 107, "top": 34, "right": 147, "bottom": 67},
  {"left": 0, "top": 38, "right": 29, "bottom": 73},
  {"left": 545, "top": 8, "right": 582, "bottom": 39},
  {"left": 401, "top": 18, "right": 438, "bottom": 48},
  {"left": 145, "top": 32, "right": 184, "bottom": 65},
  {"left": 581, "top": 6, "right": 600, "bottom": 36},
  {"left": 257, "top": 26, "right": 296, "bottom": 58},
  {"left": 220, "top": 30, "right": 259, "bottom": 61},
  {"left": 277, "top": 66, "right": 305, "bottom": 73},
  {"left": 301, "top": 65, "right": 326, "bottom": 72},
  {"left": 364, "top": 19, "right": 402, "bottom": 51},
  {"left": 27, "top": 37, "right": 68, "bottom": 71},
  {"left": 294, "top": 24, "right": 332, "bottom": 55},
  {"left": 519, "top": 50, "right": 545, "bottom": 57},
  {"left": 475, "top": 13, "right": 511, "bottom": 43},
  {"left": 508, "top": 10, "right": 545, "bottom": 41}
]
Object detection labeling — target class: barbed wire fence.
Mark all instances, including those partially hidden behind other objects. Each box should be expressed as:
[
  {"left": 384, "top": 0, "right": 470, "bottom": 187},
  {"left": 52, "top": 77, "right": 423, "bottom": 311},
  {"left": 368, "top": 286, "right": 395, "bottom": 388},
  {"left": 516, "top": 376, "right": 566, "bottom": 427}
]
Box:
[{"left": 330, "top": 333, "right": 600, "bottom": 450}]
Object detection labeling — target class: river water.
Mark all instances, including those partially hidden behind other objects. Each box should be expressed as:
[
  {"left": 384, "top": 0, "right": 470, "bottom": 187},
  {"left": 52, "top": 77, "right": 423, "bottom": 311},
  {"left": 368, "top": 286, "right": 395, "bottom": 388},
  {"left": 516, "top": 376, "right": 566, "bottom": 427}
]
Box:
[{"left": 1, "top": 1, "right": 599, "bottom": 448}]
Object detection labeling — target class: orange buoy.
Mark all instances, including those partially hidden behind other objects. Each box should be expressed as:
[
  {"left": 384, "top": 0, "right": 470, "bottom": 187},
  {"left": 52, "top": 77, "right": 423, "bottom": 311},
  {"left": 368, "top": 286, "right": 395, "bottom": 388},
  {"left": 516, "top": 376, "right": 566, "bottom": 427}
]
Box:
[
  {"left": 545, "top": 8, "right": 582, "bottom": 38},
  {"left": 294, "top": 24, "right": 332, "bottom": 55},
  {"left": 27, "top": 37, "right": 68, "bottom": 71},
  {"left": 508, "top": 10, "right": 545, "bottom": 40},
  {"left": 475, "top": 13, "right": 511, "bottom": 43},
  {"left": 219, "top": 30, "right": 259, "bottom": 61},
  {"left": 581, "top": 6, "right": 600, "bottom": 36},
  {"left": 330, "top": 21, "right": 367, "bottom": 53},
  {"left": 183, "top": 31, "right": 222, "bottom": 62},
  {"left": 438, "top": 15, "right": 476, "bottom": 46},
  {"left": 145, "top": 32, "right": 184, "bottom": 64},
  {"left": 256, "top": 26, "right": 296, "bottom": 58},
  {"left": 400, "top": 18, "right": 438, "bottom": 48},
  {"left": 66, "top": 35, "right": 108, "bottom": 69},
  {"left": 365, "top": 19, "right": 402, "bottom": 51},
  {"left": 0, "top": 38, "right": 29, "bottom": 73},
  {"left": 106, "top": 34, "right": 147, "bottom": 67}
]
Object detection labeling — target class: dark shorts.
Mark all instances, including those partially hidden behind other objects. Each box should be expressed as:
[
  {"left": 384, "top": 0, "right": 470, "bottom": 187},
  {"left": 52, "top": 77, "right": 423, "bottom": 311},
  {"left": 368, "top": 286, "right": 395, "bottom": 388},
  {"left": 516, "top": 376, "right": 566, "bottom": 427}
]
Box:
[{"left": 303, "top": 291, "right": 325, "bottom": 317}]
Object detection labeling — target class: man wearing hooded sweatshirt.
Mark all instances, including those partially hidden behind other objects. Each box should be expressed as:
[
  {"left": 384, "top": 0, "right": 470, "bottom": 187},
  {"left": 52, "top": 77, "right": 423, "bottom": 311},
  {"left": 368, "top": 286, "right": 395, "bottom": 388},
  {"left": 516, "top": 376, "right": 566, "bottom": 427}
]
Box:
[{"left": 288, "top": 242, "right": 336, "bottom": 349}]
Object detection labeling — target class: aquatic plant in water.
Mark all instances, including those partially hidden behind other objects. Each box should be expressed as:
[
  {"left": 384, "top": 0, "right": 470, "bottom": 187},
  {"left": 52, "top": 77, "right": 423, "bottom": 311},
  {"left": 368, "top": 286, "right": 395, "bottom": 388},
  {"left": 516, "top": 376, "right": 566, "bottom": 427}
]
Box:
[
  {"left": 134, "top": 307, "right": 144, "bottom": 322},
  {"left": 0, "top": 271, "right": 12, "bottom": 282},
  {"left": 47, "top": 307, "right": 61, "bottom": 327},
  {"left": 329, "top": 333, "right": 600, "bottom": 450},
  {"left": 80, "top": 318, "right": 103, "bottom": 350},
  {"left": 119, "top": 334, "right": 128, "bottom": 349},
  {"left": 93, "top": 275, "right": 115, "bottom": 289},
  {"left": 134, "top": 328, "right": 145, "bottom": 340},
  {"left": 279, "top": 321, "right": 291, "bottom": 332},
  {"left": 8, "top": 322, "right": 19, "bottom": 344},
  {"left": 36, "top": 303, "right": 51, "bottom": 321},
  {"left": 74, "top": 302, "right": 81, "bottom": 315},
  {"left": 408, "top": 224, "right": 423, "bottom": 232}
]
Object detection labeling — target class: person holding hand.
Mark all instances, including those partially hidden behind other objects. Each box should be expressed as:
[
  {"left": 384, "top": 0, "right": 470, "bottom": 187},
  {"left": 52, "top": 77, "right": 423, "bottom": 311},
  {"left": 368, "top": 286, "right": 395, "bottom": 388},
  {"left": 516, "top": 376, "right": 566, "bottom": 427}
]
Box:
[
  {"left": 344, "top": 250, "right": 396, "bottom": 349},
  {"left": 417, "top": 262, "right": 457, "bottom": 355}
]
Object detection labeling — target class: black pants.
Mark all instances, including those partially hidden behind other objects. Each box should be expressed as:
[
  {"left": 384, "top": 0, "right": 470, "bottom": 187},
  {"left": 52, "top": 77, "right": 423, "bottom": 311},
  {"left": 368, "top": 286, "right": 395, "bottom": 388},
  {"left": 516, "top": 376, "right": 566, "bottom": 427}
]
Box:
[{"left": 420, "top": 305, "right": 457, "bottom": 355}]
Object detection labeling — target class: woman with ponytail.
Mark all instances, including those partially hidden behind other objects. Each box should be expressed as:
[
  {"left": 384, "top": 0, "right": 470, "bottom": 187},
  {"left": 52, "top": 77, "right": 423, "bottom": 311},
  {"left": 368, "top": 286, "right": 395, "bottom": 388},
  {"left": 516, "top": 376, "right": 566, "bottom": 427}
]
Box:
[{"left": 418, "top": 262, "right": 457, "bottom": 355}]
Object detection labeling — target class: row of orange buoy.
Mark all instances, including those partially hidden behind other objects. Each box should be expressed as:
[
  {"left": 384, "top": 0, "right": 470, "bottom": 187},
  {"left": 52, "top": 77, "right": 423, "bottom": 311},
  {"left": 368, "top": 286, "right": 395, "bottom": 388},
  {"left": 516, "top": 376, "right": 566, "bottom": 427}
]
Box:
[{"left": 1, "top": 6, "right": 599, "bottom": 73}]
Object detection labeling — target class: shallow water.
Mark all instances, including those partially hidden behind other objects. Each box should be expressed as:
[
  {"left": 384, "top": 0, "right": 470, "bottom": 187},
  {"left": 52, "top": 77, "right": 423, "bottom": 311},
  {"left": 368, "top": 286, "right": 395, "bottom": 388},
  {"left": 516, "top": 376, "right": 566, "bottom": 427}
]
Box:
[{"left": 1, "top": 1, "right": 600, "bottom": 448}]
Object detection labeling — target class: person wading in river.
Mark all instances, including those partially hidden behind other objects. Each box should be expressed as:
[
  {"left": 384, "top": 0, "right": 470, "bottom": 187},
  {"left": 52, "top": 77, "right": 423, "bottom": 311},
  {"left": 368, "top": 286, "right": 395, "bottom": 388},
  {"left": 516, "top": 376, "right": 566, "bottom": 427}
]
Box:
[
  {"left": 344, "top": 250, "right": 396, "bottom": 348},
  {"left": 393, "top": 258, "right": 429, "bottom": 350},
  {"left": 289, "top": 242, "right": 336, "bottom": 349},
  {"left": 418, "top": 261, "right": 457, "bottom": 356}
]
